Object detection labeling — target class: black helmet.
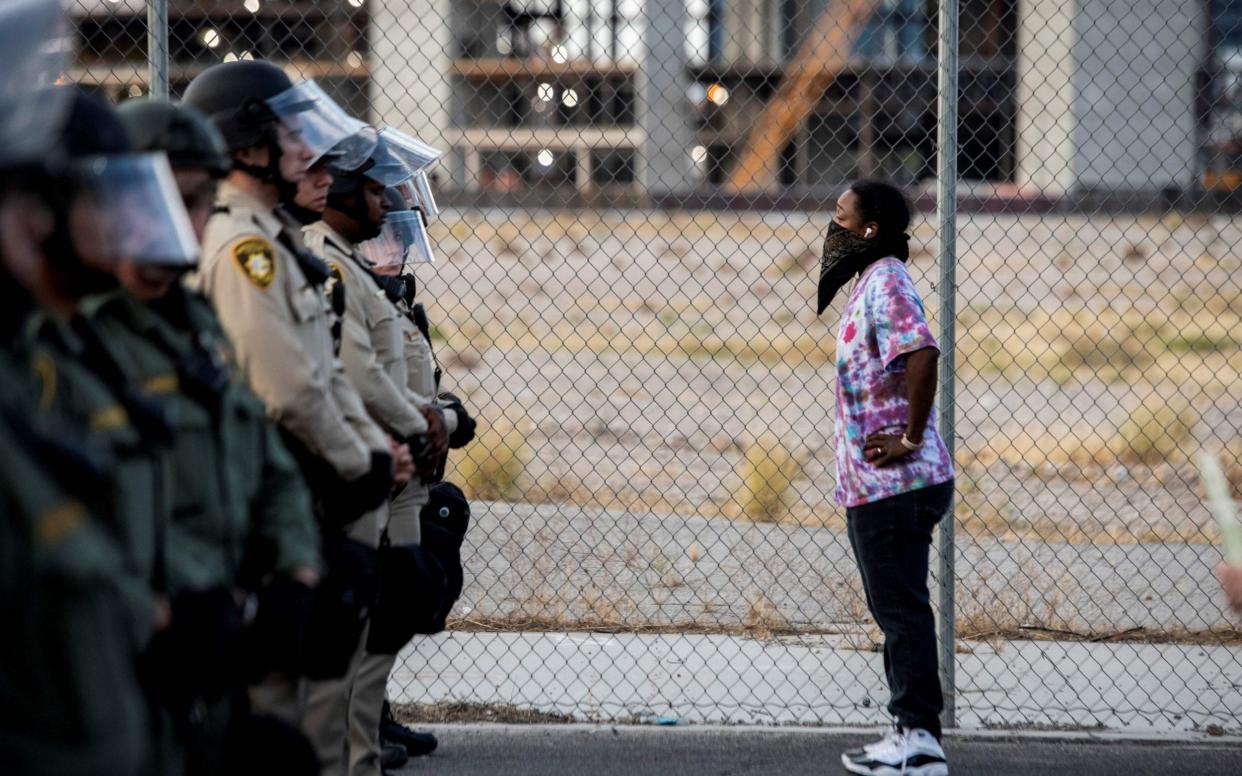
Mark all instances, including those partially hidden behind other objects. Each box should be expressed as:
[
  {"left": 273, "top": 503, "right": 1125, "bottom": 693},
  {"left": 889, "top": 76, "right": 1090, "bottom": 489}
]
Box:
[
  {"left": 59, "top": 87, "right": 133, "bottom": 158},
  {"left": 181, "top": 60, "right": 296, "bottom": 151},
  {"left": 328, "top": 135, "right": 408, "bottom": 198},
  {"left": 328, "top": 158, "right": 373, "bottom": 197},
  {"left": 116, "top": 99, "right": 231, "bottom": 178}
]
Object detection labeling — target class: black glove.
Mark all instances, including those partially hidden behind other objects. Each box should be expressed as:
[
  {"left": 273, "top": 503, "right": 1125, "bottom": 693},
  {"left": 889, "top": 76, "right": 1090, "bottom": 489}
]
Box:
[
  {"left": 322, "top": 451, "right": 392, "bottom": 524},
  {"left": 438, "top": 392, "right": 477, "bottom": 449},
  {"left": 406, "top": 431, "right": 436, "bottom": 470}
]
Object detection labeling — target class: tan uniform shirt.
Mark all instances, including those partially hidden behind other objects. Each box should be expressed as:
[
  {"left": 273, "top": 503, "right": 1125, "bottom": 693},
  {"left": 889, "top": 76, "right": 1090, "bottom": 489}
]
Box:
[
  {"left": 188, "top": 181, "right": 384, "bottom": 481},
  {"left": 396, "top": 303, "right": 459, "bottom": 436},
  {"left": 303, "top": 222, "right": 427, "bottom": 439}
]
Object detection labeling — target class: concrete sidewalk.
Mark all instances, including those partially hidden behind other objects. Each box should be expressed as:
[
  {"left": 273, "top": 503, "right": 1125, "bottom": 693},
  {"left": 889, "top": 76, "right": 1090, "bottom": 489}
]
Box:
[
  {"left": 390, "top": 631, "right": 1242, "bottom": 733},
  {"left": 393, "top": 724, "right": 1242, "bottom": 775}
]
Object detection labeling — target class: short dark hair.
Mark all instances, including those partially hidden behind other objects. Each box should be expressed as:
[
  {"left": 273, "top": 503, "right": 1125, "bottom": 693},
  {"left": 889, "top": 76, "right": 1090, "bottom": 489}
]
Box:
[{"left": 848, "top": 180, "right": 911, "bottom": 239}]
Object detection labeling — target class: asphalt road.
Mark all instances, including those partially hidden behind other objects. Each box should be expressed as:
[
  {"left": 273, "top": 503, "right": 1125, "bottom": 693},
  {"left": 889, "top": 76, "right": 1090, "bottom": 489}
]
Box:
[{"left": 394, "top": 725, "right": 1242, "bottom": 775}]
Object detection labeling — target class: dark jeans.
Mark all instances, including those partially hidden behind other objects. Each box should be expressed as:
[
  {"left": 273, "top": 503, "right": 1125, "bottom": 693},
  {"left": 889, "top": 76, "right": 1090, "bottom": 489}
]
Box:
[{"left": 846, "top": 480, "right": 953, "bottom": 739}]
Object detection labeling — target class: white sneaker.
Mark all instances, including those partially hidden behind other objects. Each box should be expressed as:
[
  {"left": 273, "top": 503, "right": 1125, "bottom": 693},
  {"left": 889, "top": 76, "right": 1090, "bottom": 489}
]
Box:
[{"left": 841, "top": 728, "right": 948, "bottom": 775}]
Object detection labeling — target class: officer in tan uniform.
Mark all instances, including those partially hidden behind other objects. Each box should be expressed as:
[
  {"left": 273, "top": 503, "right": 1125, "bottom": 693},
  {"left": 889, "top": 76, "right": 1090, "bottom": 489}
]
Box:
[
  {"left": 302, "top": 142, "right": 448, "bottom": 776},
  {"left": 181, "top": 61, "right": 405, "bottom": 742},
  {"left": 355, "top": 181, "right": 481, "bottom": 767}
]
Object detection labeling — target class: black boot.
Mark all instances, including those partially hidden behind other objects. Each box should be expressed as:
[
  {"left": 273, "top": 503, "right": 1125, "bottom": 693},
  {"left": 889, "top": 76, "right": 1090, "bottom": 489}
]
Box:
[
  {"left": 380, "top": 743, "right": 409, "bottom": 772},
  {"left": 380, "top": 700, "right": 438, "bottom": 757}
]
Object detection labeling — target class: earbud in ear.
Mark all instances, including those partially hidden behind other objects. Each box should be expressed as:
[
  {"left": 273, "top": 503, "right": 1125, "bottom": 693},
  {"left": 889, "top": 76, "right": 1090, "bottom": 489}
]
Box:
[{"left": 864, "top": 227, "right": 874, "bottom": 238}]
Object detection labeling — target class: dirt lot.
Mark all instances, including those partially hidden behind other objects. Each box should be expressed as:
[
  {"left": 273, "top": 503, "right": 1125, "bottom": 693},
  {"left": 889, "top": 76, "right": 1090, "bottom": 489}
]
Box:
[{"left": 416, "top": 209, "right": 1241, "bottom": 557}]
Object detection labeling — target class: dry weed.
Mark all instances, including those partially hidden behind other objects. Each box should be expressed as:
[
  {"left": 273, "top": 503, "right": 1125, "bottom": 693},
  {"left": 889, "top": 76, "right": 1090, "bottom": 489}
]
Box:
[
  {"left": 970, "top": 393, "right": 1198, "bottom": 474},
  {"left": 737, "top": 436, "right": 802, "bottom": 523},
  {"left": 743, "top": 591, "right": 791, "bottom": 638},
  {"left": 1113, "top": 395, "right": 1197, "bottom": 465},
  {"left": 451, "top": 422, "right": 530, "bottom": 501}
]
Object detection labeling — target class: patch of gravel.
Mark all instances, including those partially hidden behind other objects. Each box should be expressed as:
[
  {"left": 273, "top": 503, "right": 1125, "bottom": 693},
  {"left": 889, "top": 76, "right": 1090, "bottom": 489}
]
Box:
[{"left": 454, "top": 500, "right": 1238, "bottom": 636}]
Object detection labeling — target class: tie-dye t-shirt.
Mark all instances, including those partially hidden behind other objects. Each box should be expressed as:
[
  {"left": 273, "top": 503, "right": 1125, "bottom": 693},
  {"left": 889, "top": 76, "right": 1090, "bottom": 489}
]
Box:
[{"left": 833, "top": 258, "right": 954, "bottom": 507}]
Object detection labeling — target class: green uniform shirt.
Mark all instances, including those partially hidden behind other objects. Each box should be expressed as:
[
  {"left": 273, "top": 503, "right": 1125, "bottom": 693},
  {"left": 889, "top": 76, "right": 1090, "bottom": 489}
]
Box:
[
  {"left": 80, "top": 285, "right": 320, "bottom": 590},
  {"left": 0, "top": 352, "right": 149, "bottom": 776},
  {"left": 16, "top": 311, "right": 166, "bottom": 648}
]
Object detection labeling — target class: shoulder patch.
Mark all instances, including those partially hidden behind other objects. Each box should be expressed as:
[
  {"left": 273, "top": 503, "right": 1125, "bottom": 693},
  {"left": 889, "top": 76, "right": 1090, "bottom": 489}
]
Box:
[
  {"left": 31, "top": 351, "right": 57, "bottom": 409},
  {"left": 233, "top": 237, "right": 276, "bottom": 289},
  {"left": 37, "top": 500, "right": 86, "bottom": 544}
]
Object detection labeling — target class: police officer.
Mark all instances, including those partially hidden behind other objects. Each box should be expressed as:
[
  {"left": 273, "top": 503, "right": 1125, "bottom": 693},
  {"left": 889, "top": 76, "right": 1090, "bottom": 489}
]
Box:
[
  {"left": 181, "top": 60, "right": 402, "bottom": 739},
  {"left": 301, "top": 144, "right": 449, "bottom": 776},
  {"left": 89, "top": 97, "right": 324, "bottom": 774},
  {"left": 0, "top": 5, "right": 149, "bottom": 772},
  {"left": 355, "top": 181, "right": 480, "bottom": 766},
  {"left": 1, "top": 87, "right": 202, "bottom": 776}
]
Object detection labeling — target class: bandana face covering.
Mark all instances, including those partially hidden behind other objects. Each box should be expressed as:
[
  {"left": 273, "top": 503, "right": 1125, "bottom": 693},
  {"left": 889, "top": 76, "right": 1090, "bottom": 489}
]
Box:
[{"left": 815, "top": 221, "right": 909, "bottom": 315}]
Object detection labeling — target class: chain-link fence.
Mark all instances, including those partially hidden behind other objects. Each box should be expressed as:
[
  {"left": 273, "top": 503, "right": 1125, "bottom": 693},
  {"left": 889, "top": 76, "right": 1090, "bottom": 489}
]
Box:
[{"left": 70, "top": 0, "right": 1242, "bottom": 733}]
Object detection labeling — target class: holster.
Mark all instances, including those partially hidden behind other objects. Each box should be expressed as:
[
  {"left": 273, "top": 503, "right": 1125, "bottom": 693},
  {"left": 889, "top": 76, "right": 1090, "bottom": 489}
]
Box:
[
  {"left": 419, "top": 520, "right": 465, "bottom": 634},
  {"left": 366, "top": 539, "right": 448, "bottom": 654},
  {"left": 138, "top": 587, "right": 243, "bottom": 716},
  {"left": 300, "top": 534, "right": 379, "bottom": 679}
]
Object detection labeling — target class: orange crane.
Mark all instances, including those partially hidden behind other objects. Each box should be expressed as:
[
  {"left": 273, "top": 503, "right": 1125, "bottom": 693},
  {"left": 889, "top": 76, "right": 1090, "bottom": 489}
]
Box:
[{"left": 726, "top": 0, "right": 880, "bottom": 193}]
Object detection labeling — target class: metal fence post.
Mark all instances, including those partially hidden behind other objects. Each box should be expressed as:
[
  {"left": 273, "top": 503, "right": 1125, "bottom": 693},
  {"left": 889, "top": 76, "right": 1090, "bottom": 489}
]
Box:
[
  {"left": 935, "top": 0, "right": 959, "bottom": 732},
  {"left": 147, "top": 0, "right": 169, "bottom": 99}
]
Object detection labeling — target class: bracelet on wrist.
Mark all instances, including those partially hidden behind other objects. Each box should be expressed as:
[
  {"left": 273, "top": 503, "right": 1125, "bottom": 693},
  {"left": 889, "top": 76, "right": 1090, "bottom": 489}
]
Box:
[{"left": 900, "top": 433, "right": 923, "bottom": 451}]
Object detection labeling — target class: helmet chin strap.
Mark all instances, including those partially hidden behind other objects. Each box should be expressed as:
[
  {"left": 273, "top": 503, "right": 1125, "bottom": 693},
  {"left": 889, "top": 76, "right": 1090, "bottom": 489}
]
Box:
[
  {"left": 328, "top": 189, "right": 382, "bottom": 242},
  {"left": 233, "top": 124, "right": 299, "bottom": 201},
  {"left": 283, "top": 200, "right": 323, "bottom": 226}
]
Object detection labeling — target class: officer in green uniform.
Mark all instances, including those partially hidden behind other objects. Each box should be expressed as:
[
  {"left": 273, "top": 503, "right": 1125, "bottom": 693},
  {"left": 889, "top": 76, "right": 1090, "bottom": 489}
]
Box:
[
  {"left": 79, "top": 98, "right": 323, "bottom": 774},
  {"left": 0, "top": 2, "right": 154, "bottom": 769},
  {"left": 6, "top": 88, "right": 174, "bottom": 662},
  {"left": 1, "top": 138, "right": 149, "bottom": 776}
]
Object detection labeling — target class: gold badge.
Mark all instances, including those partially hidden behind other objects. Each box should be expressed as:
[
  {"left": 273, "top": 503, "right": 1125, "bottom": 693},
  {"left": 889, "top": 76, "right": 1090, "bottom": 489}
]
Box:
[{"left": 233, "top": 237, "right": 276, "bottom": 289}]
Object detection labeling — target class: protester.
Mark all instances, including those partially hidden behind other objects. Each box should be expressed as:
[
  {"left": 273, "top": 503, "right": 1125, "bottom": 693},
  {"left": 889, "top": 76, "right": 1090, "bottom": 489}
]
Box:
[{"left": 818, "top": 180, "right": 954, "bottom": 776}]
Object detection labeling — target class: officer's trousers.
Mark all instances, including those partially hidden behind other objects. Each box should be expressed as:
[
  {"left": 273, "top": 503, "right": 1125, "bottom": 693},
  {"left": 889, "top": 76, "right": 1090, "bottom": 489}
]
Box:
[
  {"left": 299, "top": 503, "right": 386, "bottom": 776},
  {"left": 344, "top": 485, "right": 426, "bottom": 776}
]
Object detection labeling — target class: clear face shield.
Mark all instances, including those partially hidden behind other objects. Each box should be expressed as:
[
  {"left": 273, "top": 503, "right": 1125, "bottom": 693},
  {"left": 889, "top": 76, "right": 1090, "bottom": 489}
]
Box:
[
  {"left": 358, "top": 209, "right": 435, "bottom": 269},
  {"left": 0, "top": 0, "right": 73, "bottom": 167},
  {"left": 72, "top": 153, "right": 201, "bottom": 269},
  {"left": 378, "top": 126, "right": 441, "bottom": 218},
  {"left": 391, "top": 172, "right": 439, "bottom": 220},
  {"left": 360, "top": 135, "right": 416, "bottom": 187},
  {"left": 266, "top": 80, "right": 377, "bottom": 169}
]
